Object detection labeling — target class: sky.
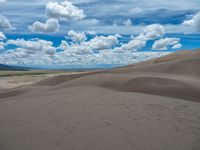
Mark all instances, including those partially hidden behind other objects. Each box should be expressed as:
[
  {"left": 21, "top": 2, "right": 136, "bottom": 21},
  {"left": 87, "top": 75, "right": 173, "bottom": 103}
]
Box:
[{"left": 0, "top": 0, "right": 200, "bottom": 68}]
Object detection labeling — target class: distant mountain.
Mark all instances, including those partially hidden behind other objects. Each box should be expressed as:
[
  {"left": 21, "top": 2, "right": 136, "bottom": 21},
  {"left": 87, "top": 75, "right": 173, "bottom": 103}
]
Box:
[{"left": 0, "top": 64, "right": 29, "bottom": 71}]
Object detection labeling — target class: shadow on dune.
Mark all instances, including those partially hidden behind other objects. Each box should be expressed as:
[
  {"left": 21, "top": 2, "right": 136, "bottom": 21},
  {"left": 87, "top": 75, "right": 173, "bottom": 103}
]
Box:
[{"left": 122, "top": 77, "right": 200, "bottom": 102}]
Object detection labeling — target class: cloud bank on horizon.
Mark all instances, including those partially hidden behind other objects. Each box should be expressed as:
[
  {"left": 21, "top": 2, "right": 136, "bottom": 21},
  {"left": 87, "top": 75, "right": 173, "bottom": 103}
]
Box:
[{"left": 0, "top": 0, "right": 199, "bottom": 67}]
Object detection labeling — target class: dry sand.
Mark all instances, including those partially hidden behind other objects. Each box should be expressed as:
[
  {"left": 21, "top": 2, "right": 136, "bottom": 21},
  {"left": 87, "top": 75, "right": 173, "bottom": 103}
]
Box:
[
  {"left": 0, "top": 72, "right": 89, "bottom": 90},
  {"left": 0, "top": 49, "right": 200, "bottom": 150}
]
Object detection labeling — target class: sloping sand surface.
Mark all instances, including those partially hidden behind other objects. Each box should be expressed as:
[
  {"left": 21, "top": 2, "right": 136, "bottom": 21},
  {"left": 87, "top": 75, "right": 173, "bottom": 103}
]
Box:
[{"left": 0, "top": 49, "right": 200, "bottom": 150}]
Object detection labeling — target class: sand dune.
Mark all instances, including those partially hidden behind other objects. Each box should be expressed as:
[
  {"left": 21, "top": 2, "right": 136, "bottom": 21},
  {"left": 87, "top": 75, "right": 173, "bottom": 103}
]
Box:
[
  {"left": 0, "top": 49, "right": 200, "bottom": 150},
  {"left": 33, "top": 49, "right": 200, "bottom": 102},
  {"left": 110, "top": 49, "right": 200, "bottom": 76}
]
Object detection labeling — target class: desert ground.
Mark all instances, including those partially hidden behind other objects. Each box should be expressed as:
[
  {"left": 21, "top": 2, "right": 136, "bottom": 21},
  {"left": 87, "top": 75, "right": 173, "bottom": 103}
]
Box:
[
  {"left": 0, "top": 70, "right": 89, "bottom": 90},
  {"left": 0, "top": 49, "right": 200, "bottom": 150}
]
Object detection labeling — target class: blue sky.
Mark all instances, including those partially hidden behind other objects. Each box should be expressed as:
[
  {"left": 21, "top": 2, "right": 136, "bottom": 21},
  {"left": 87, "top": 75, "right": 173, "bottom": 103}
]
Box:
[{"left": 0, "top": 0, "right": 200, "bottom": 68}]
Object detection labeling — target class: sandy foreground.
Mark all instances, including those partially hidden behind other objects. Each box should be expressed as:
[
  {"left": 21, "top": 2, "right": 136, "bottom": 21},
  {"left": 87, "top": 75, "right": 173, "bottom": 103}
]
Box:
[{"left": 0, "top": 50, "right": 200, "bottom": 150}]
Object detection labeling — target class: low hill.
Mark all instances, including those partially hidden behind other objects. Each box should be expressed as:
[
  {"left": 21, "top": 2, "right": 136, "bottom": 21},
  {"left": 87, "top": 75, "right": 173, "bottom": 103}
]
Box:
[{"left": 0, "top": 64, "right": 29, "bottom": 71}]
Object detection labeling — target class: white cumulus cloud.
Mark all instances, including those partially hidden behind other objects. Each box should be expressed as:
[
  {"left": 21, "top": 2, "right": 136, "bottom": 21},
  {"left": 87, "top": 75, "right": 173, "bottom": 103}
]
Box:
[
  {"left": 67, "top": 30, "right": 87, "bottom": 42},
  {"left": 183, "top": 12, "right": 200, "bottom": 32},
  {"left": 59, "top": 34, "right": 119, "bottom": 55},
  {"left": 119, "top": 39, "right": 146, "bottom": 52},
  {"left": 0, "top": 15, "right": 12, "bottom": 30},
  {"left": 46, "top": 0, "right": 86, "bottom": 21},
  {"left": 152, "top": 38, "right": 181, "bottom": 50},
  {"left": 0, "top": 31, "right": 6, "bottom": 40},
  {"left": 115, "top": 24, "right": 165, "bottom": 52},
  {"left": 59, "top": 40, "right": 69, "bottom": 50},
  {"left": 84, "top": 35, "right": 119, "bottom": 51},
  {"left": 0, "top": 42, "right": 5, "bottom": 50},
  {"left": 0, "top": 23, "right": 180, "bottom": 66},
  {"left": 138, "top": 24, "right": 165, "bottom": 40},
  {"left": 7, "top": 39, "right": 56, "bottom": 55},
  {"left": 122, "top": 19, "right": 132, "bottom": 26},
  {"left": 29, "top": 19, "right": 60, "bottom": 33},
  {"left": 172, "top": 43, "right": 182, "bottom": 49}
]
